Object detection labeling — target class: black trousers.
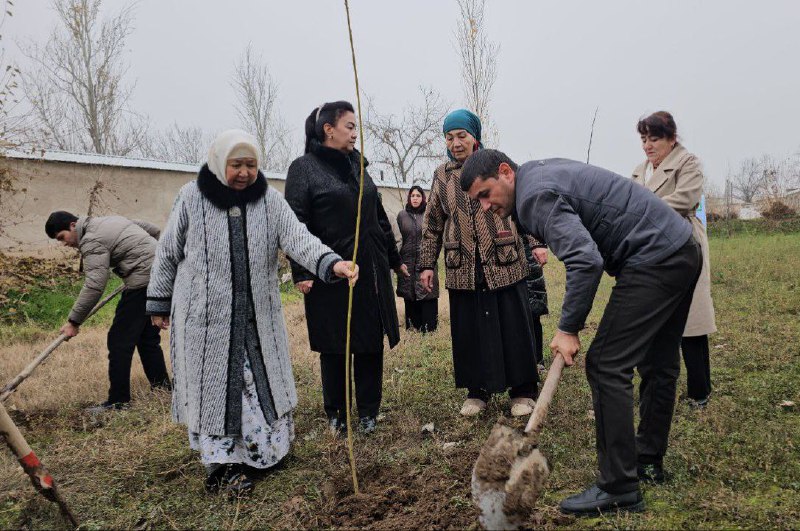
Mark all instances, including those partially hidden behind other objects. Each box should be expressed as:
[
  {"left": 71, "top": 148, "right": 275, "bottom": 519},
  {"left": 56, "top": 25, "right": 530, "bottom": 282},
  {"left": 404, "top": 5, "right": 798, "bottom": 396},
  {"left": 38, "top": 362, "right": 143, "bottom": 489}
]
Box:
[
  {"left": 107, "top": 287, "right": 170, "bottom": 404},
  {"left": 532, "top": 315, "right": 544, "bottom": 365},
  {"left": 586, "top": 240, "right": 701, "bottom": 494},
  {"left": 681, "top": 335, "right": 712, "bottom": 400},
  {"left": 404, "top": 298, "right": 438, "bottom": 332},
  {"left": 320, "top": 351, "right": 383, "bottom": 419}
]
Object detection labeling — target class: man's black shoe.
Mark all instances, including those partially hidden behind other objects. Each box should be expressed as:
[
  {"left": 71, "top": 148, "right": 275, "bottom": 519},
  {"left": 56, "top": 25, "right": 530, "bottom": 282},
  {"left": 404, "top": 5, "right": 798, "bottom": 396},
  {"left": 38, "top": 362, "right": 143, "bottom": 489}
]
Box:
[
  {"left": 638, "top": 463, "right": 666, "bottom": 484},
  {"left": 559, "top": 484, "right": 645, "bottom": 515}
]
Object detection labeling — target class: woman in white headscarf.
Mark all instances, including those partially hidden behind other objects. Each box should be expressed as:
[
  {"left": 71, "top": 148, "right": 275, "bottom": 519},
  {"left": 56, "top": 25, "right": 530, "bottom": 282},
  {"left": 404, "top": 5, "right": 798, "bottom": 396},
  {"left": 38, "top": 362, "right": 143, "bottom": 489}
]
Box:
[{"left": 147, "top": 130, "right": 358, "bottom": 495}]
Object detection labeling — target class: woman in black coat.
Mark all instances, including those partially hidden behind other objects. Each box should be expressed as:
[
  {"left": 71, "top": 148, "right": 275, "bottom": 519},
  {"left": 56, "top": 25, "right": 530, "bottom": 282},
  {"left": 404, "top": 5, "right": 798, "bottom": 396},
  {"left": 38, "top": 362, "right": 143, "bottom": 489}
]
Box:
[
  {"left": 396, "top": 186, "right": 439, "bottom": 332},
  {"left": 285, "top": 101, "right": 406, "bottom": 434}
]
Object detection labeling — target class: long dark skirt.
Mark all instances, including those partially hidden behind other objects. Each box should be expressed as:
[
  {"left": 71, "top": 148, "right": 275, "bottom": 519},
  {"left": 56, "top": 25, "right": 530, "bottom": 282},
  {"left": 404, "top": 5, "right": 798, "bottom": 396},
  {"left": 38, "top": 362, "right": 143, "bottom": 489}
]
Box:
[
  {"left": 404, "top": 298, "right": 438, "bottom": 332},
  {"left": 448, "top": 280, "right": 539, "bottom": 393}
]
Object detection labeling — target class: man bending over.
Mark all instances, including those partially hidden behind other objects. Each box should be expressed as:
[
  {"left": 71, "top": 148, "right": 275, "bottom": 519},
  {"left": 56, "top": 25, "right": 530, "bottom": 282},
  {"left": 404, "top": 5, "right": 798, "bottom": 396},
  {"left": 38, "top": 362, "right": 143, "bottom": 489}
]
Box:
[
  {"left": 460, "top": 151, "right": 700, "bottom": 515},
  {"left": 45, "top": 211, "right": 170, "bottom": 412}
]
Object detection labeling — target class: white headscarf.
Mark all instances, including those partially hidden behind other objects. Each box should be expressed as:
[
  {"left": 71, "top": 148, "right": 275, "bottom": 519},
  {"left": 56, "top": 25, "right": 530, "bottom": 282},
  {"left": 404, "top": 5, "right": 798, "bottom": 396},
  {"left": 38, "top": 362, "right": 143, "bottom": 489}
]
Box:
[{"left": 207, "top": 129, "right": 261, "bottom": 187}]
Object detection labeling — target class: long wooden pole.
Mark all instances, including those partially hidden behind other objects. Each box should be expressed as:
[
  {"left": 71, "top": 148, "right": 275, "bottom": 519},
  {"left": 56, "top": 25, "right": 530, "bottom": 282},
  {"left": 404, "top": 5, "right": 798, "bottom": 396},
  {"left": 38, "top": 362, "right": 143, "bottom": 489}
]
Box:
[
  {"left": 0, "top": 400, "right": 79, "bottom": 527},
  {"left": 1, "top": 285, "right": 124, "bottom": 402},
  {"left": 343, "top": 0, "right": 363, "bottom": 495}
]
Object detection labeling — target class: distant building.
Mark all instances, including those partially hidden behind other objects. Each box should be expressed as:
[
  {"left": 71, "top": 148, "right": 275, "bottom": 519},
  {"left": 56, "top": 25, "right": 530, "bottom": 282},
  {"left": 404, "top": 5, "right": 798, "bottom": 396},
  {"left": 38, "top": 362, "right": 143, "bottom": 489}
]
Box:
[{"left": 1, "top": 150, "right": 419, "bottom": 254}]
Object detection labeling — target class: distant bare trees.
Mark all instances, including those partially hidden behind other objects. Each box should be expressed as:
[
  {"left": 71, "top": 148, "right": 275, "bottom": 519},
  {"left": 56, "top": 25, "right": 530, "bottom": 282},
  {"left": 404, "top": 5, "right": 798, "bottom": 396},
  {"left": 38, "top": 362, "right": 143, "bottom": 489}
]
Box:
[
  {"left": 729, "top": 154, "right": 800, "bottom": 203},
  {"left": 1, "top": 0, "right": 25, "bottom": 240},
  {"left": 0, "top": 2, "right": 21, "bottom": 151},
  {"left": 19, "top": 0, "right": 146, "bottom": 155},
  {"left": 364, "top": 87, "right": 449, "bottom": 186},
  {"left": 231, "top": 44, "right": 292, "bottom": 172},
  {"left": 730, "top": 157, "right": 765, "bottom": 203},
  {"left": 142, "top": 123, "right": 211, "bottom": 165},
  {"left": 455, "top": 0, "right": 498, "bottom": 140}
]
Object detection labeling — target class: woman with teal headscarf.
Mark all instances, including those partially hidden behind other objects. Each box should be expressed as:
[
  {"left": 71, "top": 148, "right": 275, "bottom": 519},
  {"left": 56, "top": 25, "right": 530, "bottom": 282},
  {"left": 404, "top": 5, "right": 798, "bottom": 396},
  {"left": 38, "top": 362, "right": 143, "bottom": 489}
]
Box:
[{"left": 417, "top": 109, "right": 540, "bottom": 418}]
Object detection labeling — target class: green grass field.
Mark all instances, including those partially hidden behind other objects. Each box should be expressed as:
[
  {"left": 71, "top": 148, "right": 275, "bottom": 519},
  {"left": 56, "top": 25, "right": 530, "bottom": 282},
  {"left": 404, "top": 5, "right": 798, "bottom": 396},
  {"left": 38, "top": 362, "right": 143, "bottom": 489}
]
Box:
[{"left": 1, "top": 221, "right": 798, "bottom": 529}]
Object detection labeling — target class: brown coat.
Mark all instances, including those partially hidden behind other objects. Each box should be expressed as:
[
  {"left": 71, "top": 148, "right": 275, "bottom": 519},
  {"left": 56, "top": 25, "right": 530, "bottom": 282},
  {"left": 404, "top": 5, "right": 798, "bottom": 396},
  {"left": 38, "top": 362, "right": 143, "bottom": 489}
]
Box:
[
  {"left": 419, "top": 160, "right": 528, "bottom": 291},
  {"left": 632, "top": 144, "right": 717, "bottom": 336}
]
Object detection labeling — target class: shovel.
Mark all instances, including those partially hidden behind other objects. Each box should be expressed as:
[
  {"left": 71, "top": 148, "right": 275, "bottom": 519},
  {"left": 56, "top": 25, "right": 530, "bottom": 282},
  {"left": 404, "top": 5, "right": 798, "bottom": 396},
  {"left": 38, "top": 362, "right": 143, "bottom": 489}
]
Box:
[{"left": 471, "top": 354, "right": 566, "bottom": 530}]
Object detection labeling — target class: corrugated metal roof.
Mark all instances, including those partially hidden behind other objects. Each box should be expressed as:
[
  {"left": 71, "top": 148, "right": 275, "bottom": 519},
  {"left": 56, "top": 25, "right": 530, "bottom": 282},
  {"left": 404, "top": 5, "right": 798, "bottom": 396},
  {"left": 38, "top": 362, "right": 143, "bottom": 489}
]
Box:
[
  {"left": 2, "top": 149, "right": 288, "bottom": 180},
  {"left": 2, "top": 148, "right": 425, "bottom": 188}
]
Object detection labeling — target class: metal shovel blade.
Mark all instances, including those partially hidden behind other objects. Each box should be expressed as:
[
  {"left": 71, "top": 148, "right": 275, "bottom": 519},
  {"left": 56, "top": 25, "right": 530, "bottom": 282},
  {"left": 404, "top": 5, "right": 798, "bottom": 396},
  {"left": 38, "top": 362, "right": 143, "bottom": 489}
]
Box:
[
  {"left": 471, "top": 464, "right": 522, "bottom": 530},
  {"left": 471, "top": 421, "right": 551, "bottom": 530}
]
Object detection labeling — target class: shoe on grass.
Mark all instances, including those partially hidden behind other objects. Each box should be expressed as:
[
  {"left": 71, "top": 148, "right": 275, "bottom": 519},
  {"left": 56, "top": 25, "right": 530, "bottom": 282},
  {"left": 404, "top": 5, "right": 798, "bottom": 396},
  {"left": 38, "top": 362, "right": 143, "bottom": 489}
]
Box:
[
  {"left": 327, "top": 416, "right": 345, "bottom": 437},
  {"left": 358, "top": 416, "right": 377, "bottom": 434},
  {"left": 638, "top": 463, "right": 666, "bottom": 484},
  {"left": 84, "top": 401, "right": 130, "bottom": 414},
  {"left": 205, "top": 464, "right": 254, "bottom": 497},
  {"left": 459, "top": 398, "right": 487, "bottom": 417},
  {"left": 686, "top": 396, "right": 709, "bottom": 409},
  {"left": 510, "top": 397, "right": 536, "bottom": 417},
  {"left": 559, "top": 484, "right": 645, "bottom": 515}
]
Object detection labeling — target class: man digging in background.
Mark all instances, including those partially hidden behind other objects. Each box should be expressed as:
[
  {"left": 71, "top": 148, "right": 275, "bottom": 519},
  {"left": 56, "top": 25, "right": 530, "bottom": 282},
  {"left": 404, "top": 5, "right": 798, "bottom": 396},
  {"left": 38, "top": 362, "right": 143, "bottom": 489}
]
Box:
[
  {"left": 45, "top": 211, "right": 170, "bottom": 413},
  {"left": 460, "top": 151, "right": 701, "bottom": 515}
]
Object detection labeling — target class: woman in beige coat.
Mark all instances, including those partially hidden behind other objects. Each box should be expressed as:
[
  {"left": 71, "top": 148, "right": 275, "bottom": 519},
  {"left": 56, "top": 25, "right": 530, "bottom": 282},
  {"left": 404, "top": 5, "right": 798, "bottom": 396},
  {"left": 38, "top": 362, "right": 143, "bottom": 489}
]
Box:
[{"left": 632, "top": 111, "right": 717, "bottom": 408}]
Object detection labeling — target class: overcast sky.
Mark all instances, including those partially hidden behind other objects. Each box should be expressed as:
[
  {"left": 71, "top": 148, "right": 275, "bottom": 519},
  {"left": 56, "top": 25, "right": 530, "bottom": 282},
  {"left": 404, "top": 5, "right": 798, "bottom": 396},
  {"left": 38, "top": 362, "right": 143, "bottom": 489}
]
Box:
[{"left": 7, "top": 0, "right": 800, "bottom": 187}]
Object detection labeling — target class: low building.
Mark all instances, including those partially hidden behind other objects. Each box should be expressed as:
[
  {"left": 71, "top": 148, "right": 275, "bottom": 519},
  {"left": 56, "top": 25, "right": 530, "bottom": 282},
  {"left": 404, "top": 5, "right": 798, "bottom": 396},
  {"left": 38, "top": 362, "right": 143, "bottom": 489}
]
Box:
[{"left": 0, "top": 150, "right": 417, "bottom": 254}]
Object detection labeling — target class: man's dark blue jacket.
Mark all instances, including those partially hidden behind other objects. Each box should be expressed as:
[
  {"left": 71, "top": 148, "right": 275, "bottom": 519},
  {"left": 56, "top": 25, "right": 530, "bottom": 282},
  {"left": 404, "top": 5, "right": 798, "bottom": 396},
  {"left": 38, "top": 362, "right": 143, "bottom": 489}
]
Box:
[{"left": 513, "top": 159, "right": 693, "bottom": 334}]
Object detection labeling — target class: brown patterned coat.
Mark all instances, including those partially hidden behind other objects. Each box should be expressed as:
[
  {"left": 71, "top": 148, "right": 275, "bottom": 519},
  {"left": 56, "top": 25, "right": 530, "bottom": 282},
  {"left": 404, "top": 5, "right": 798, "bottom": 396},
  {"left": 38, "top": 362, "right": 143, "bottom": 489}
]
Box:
[{"left": 419, "top": 160, "right": 529, "bottom": 291}]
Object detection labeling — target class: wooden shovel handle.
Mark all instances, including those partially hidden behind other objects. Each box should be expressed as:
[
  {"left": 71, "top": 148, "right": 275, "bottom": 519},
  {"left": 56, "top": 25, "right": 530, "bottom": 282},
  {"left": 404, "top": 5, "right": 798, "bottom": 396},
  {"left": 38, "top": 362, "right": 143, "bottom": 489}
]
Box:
[{"left": 524, "top": 354, "right": 566, "bottom": 435}]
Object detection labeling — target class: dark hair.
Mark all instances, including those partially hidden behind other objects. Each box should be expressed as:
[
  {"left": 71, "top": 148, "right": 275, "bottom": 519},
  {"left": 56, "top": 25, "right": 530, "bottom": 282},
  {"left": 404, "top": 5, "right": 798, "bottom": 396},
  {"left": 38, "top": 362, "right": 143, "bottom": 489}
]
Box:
[
  {"left": 460, "top": 149, "right": 518, "bottom": 191},
  {"left": 304, "top": 100, "right": 356, "bottom": 153},
  {"left": 637, "top": 111, "right": 677, "bottom": 140},
  {"left": 406, "top": 185, "right": 426, "bottom": 209},
  {"left": 45, "top": 211, "right": 78, "bottom": 239}
]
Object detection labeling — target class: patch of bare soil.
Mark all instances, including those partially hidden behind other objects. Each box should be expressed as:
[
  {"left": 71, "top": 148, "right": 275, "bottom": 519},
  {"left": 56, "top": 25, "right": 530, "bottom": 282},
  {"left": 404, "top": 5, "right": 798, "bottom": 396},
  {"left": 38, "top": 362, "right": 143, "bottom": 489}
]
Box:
[{"left": 280, "top": 448, "right": 481, "bottom": 530}]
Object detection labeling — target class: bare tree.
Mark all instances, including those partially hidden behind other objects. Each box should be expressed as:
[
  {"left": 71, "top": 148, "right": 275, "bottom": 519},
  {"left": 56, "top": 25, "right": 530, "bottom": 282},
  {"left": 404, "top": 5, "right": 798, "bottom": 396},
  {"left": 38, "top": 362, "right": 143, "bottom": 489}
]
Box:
[
  {"left": 231, "top": 44, "right": 292, "bottom": 172},
  {"left": 455, "top": 0, "right": 499, "bottom": 130},
  {"left": 141, "top": 123, "right": 211, "bottom": 165},
  {"left": 759, "top": 153, "right": 800, "bottom": 201},
  {"left": 364, "top": 86, "right": 449, "bottom": 186},
  {"left": 18, "top": 0, "right": 146, "bottom": 155},
  {"left": 729, "top": 157, "right": 766, "bottom": 203},
  {"left": 0, "top": 0, "right": 27, "bottom": 241}
]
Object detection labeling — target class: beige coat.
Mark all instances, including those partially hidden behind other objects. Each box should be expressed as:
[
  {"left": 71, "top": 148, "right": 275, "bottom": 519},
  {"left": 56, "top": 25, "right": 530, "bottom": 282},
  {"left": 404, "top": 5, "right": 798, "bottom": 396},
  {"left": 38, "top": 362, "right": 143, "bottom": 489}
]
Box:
[
  {"left": 632, "top": 144, "right": 717, "bottom": 336},
  {"left": 69, "top": 216, "right": 159, "bottom": 325}
]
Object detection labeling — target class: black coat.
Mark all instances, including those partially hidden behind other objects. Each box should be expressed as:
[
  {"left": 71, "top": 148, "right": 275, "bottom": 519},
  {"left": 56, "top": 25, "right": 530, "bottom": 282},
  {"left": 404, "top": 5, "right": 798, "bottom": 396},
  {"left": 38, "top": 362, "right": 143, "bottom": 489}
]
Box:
[
  {"left": 285, "top": 140, "right": 402, "bottom": 353},
  {"left": 396, "top": 207, "right": 439, "bottom": 301}
]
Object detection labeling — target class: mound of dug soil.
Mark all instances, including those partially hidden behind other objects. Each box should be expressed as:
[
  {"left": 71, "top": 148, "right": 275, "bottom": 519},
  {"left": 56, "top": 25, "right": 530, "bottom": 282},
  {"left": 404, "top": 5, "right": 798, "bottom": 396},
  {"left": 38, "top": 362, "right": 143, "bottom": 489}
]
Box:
[{"left": 281, "top": 450, "right": 481, "bottom": 530}]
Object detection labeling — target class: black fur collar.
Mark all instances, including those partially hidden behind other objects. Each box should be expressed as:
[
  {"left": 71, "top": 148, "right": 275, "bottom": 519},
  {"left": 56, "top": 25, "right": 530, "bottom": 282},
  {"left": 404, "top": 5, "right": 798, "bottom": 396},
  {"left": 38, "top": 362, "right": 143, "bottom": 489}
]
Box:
[
  {"left": 196, "top": 164, "right": 268, "bottom": 210},
  {"left": 309, "top": 139, "right": 369, "bottom": 183}
]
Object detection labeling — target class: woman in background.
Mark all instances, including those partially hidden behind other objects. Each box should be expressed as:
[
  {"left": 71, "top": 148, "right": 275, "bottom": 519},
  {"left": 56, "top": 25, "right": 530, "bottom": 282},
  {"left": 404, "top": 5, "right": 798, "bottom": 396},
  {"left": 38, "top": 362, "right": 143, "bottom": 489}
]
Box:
[
  {"left": 632, "top": 111, "right": 717, "bottom": 414},
  {"left": 396, "top": 185, "right": 439, "bottom": 332}
]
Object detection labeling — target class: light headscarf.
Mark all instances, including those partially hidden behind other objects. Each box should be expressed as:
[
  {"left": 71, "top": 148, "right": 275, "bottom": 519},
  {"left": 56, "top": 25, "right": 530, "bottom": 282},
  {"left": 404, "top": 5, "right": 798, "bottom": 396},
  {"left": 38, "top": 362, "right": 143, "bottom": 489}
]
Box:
[{"left": 207, "top": 129, "right": 261, "bottom": 187}]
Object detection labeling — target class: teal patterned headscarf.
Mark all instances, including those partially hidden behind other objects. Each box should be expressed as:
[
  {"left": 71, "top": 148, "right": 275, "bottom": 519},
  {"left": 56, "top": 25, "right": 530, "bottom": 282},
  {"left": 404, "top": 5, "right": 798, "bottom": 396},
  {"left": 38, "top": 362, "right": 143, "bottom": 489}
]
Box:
[{"left": 443, "top": 109, "right": 482, "bottom": 161}]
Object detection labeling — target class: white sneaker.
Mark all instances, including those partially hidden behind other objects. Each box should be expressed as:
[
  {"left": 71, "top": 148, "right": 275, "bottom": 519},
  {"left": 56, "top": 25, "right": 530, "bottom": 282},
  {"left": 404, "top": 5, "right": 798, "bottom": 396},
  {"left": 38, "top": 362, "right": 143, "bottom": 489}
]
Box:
[
  {"left": 510, "top": 397, "right": 536, "bottom": 417},
  {"left": 460, "top": 398, "right": 487, "bottom": 416}
]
